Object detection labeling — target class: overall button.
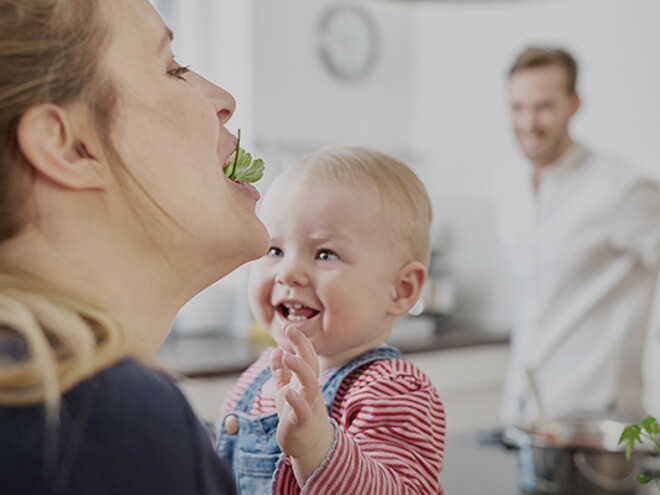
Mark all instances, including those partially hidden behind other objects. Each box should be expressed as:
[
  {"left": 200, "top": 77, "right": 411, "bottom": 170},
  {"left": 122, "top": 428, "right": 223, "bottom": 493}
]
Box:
[{"left": 224, "top": 415, "right": 239, "bottom": 435}]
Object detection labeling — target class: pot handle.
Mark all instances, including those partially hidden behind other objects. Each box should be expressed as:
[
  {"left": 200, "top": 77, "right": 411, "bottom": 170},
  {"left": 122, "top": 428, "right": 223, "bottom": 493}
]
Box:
[{"left": 573, "top": 452, "right": 637, "bottom": 492}]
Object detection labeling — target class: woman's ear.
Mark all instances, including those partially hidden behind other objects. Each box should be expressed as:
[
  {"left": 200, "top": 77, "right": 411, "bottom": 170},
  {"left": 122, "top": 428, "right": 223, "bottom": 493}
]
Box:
[
  {"left": 388, "top": 261, "right": 427, "bottom": 317},
  {"left": 17, "top": 103, "right": 107, "bottom": 190}
]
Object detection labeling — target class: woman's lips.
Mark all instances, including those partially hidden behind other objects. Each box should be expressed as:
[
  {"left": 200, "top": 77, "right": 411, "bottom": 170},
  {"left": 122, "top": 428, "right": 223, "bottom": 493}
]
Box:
[{"left": 229, "top": 179, "right": 260, "bottom": 202}]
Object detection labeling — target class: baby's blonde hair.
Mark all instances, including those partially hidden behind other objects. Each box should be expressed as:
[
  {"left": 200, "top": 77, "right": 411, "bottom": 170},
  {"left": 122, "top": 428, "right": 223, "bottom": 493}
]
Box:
[{"left": 291, "top": 146, "right": 432, "bottom": 265}]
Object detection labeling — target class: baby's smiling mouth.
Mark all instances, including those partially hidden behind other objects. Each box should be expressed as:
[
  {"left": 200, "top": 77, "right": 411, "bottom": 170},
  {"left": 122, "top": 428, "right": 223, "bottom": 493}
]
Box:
[{"left": 279, "top": 302, "right": 319, "bottom": 322}]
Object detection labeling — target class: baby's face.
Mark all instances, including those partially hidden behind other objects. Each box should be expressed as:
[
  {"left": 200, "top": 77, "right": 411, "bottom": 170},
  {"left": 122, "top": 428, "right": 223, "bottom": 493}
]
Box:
[{"left": 248, "top": 175, "right": 406, "bottom": 369}]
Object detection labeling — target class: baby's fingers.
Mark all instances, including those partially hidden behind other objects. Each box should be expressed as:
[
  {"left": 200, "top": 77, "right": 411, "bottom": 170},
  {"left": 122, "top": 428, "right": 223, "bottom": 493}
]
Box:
[
  {"left": 284, "top": 326, "right": 320, "bottom": 377},
  {"left": 282, "top": 387, "right": 312, "bottom": 427},
  {"left": 282, "top": 352, "right": 321, "bottom": 404},
  {"left": 270, "top": 348, "right": 292, "bottom": 389}
]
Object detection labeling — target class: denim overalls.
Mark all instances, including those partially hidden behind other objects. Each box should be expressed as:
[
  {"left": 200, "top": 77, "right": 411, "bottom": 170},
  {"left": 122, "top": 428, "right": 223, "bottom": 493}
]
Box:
[{"left": 216, "top": 346, "right": 402, "bottom": 495}]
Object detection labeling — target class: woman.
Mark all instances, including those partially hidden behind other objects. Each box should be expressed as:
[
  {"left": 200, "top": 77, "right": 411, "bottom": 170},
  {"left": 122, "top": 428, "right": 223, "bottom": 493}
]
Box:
[{"left": 0, "top": 0, "right": 269, "bottom": 493}]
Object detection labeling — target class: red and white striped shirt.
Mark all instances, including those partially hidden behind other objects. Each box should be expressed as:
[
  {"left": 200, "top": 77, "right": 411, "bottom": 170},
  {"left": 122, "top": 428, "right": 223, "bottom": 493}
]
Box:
[{"left": 220, "top": 348, "right": 446, "bottom": 495}]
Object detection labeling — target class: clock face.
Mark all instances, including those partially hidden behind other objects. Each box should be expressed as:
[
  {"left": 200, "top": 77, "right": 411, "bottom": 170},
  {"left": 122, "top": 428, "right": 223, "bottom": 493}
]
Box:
[{"left": 318, "top": 5, "right": 378, "bottom": 81}]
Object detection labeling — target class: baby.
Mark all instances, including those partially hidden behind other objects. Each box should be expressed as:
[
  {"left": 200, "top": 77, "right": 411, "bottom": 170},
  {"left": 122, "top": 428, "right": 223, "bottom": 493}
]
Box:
[{"left": 217, "top": 146, "right": 446, "bottom": 494}]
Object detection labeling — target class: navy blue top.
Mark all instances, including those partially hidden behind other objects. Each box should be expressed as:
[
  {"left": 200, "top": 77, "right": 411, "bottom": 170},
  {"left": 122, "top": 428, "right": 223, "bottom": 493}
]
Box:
[{"left": 0, "top": 358, "right": 237, "bottom": 495}]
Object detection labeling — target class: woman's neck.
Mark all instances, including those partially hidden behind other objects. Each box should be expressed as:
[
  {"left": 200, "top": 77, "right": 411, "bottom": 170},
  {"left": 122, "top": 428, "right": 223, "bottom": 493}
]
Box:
[{"left": 0, "top": 224, "right": 194, "bottom": 356}]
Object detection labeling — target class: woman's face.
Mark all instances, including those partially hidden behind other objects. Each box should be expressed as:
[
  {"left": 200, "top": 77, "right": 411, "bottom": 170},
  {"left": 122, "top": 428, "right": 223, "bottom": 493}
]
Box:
[{"left": 98, "top": 0, "right": 269, "bottom": 276}]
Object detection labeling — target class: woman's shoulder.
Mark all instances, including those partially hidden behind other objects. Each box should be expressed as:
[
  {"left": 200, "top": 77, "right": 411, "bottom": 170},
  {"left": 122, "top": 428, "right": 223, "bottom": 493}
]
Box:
[
  {"left": 86, "top": 357, "right": 189, "bottom": 413},
  {"left": 88, "top": 357, "right": 185, "bottom": 406},
  {"left": 0, "top": 357, "right": 237, "bottom": 495},
  {"left": 58, "top": 357, "right": 204, "bottom": 454}
]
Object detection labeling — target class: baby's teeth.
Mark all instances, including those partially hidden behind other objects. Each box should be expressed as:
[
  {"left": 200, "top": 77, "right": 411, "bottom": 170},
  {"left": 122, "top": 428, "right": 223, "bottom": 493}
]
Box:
[{"left": 287, "top": 314, "right": 308, "bottom": 322}]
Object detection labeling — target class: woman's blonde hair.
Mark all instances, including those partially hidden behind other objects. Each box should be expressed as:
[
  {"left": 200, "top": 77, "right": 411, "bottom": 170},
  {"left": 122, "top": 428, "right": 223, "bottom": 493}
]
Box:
[
  {"left": 0, "top": 0, "right": 128, "bottom": 410},
  {"left": 293, "top": 146, "right": 433, "bottom": 265}
]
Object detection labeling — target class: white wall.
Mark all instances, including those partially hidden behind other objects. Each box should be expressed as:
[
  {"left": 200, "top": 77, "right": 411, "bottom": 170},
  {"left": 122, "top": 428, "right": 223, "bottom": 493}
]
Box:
[
  {"left": 157, "top": 0, "right": 660, "bottom": 335},
  {"left": 252, "top": 0, "right": 415, "bottom": 156}
]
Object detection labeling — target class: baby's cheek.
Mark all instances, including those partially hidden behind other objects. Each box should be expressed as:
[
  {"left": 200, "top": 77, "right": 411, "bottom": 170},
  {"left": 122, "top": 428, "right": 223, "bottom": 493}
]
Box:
[{"left": 248, "top": 284, "right": 270, "bottom": 325}]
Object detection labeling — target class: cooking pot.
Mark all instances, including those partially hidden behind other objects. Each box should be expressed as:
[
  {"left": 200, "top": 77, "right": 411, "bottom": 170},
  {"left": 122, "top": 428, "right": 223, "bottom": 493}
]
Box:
[{"left": 503, "top": 414, "right": 655, "bottom": 495}]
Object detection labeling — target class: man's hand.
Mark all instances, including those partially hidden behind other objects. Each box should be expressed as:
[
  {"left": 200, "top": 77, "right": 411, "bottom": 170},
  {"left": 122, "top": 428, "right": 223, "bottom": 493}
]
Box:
[{"left": 270, "top": 326, "right": 335, "bottom": 486}]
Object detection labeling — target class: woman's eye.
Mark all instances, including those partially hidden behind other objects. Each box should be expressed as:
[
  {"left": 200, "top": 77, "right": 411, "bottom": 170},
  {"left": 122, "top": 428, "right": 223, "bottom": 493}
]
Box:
[
  {"left": 267, "top": 247, "right": 283, "bottom": 258},
  {"left": 317, "top": 249, "right": 338, "bottom": 261},
  {"left": 168, "top": 64, "right": 191, "bottom": 81}
]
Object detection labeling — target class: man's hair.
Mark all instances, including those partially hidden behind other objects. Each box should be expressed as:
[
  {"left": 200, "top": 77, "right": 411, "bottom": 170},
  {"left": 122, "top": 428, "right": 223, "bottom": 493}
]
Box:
[
  {"left": 290, "top": 146, "right": 433, "bottom": 266},
  {"left": 509, "top": 46, "right": 578, "bottom": 94}
]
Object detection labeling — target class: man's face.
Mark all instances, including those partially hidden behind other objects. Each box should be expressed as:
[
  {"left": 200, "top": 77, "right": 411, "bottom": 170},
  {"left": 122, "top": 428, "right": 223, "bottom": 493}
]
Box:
[{"left": 509, "top": 64, "right": 579, "bottom": 168}]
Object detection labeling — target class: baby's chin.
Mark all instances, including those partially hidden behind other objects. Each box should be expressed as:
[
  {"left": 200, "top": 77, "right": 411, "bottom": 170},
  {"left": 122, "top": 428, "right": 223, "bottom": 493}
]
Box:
[
  {"left": 276, "top": 339, "right": 295, "bottom": 354},
  {"left": 268, "top": 327, "right": 294, "bottom": 353}
]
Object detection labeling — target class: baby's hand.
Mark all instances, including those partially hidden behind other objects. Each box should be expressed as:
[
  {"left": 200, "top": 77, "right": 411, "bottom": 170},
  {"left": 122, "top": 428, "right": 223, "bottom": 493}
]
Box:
[{"left": 270, "top": 326, "right": 335, "bottom": 486}]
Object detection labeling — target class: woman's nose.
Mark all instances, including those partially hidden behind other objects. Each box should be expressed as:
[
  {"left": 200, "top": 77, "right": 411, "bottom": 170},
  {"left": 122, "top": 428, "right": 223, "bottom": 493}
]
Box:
[
  {"left": 213, "top": 85, "right": 236, "bottom": 124},
  {"left": 194, "top": 72, "right": 236, "bottom": 124}
]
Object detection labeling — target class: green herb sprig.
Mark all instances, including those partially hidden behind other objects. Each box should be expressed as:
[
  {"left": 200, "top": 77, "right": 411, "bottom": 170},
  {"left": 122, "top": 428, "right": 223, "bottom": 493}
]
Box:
[
  {"left": 224, "top": 129, "right": 265, "bottom": 183},
  {"left": 619, "top": 415, "right": 660, "bottom": 490}
]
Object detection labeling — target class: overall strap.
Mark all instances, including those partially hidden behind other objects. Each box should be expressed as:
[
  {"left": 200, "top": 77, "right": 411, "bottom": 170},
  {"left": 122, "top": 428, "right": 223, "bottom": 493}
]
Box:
[
  {"left": 321, "top": 346, "right": 403, "bottom": 410},
  {"left": 231, "top": 366, "right": 272, "bottom": 414}
]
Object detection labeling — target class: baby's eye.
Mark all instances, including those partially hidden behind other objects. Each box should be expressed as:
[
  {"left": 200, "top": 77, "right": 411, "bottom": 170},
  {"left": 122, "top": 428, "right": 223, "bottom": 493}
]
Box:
[
  {"left": 317, "top": 249, "right": 338, "bottom": 261},
  {"left": 267, "top": 247, "right": 283, "bottom": 258},
  {"left": 168, "top": 63, "right": 191, "bottom": 81}
]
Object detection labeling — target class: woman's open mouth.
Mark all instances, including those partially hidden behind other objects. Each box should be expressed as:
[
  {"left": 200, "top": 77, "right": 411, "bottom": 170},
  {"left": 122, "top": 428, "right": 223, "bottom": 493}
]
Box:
[{"left": 278, "top": 302, "right": 319, "bottom": 322}]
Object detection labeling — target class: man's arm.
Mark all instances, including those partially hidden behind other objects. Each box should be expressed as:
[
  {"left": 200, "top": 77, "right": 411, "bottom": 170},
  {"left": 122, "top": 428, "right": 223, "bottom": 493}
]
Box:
[{"left": 608, "top": 178, "right": 660, "bottom": 266}]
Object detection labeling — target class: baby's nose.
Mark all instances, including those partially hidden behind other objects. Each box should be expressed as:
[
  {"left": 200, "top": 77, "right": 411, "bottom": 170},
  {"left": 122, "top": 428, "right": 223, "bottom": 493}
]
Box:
[{"left": 274, "top": 262, "right": 309, "bottom": 287}]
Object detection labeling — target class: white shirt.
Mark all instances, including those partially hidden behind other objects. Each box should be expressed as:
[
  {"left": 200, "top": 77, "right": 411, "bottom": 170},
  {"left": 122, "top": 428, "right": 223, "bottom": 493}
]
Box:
[{"left": 496, "top": 143, "right": 660, "bottom": 425}]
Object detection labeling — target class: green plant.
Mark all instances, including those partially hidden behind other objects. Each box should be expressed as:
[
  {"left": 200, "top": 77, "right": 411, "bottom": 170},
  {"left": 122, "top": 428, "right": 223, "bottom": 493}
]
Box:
[
  {"left": 619, "top": 415, "right": 660, "bottom": 490},
  {"left": 224, "top": 129, "right": 265, "bottom": 183}
]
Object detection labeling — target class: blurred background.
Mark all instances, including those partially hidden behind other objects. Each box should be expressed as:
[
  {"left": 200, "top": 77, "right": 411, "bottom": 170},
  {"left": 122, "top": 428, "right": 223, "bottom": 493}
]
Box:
[{"left": 153, "top": 0, "right": 659, "bottom": 339}]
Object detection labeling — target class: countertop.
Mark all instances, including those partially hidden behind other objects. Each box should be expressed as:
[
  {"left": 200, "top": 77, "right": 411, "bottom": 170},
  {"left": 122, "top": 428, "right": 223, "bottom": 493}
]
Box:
[
  {"left": 441, "top": 431, "right": 657, "bottom": 494},
  {"left": 157, "top": 316, "right": 509, "bottom": 378}
]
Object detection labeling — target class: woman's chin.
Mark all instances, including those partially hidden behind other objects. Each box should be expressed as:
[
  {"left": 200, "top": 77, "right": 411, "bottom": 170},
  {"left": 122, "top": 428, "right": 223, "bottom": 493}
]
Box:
[{"left": 230, "top": 218, "right": 270, "bottom": 266}]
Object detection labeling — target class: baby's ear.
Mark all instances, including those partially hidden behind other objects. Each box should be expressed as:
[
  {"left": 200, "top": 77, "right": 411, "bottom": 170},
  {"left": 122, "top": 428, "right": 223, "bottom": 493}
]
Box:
[
  {"left": 17, "top": 103, "right": 108, "bottom": 190},
  {"left": 388, "top": 261, "right": 427, "bottom": 317}
]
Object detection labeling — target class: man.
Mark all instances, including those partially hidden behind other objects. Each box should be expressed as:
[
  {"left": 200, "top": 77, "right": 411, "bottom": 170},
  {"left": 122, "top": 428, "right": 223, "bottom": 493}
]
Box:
[{"left": 496, "top": 46, "right": 660, "bottom": 425}]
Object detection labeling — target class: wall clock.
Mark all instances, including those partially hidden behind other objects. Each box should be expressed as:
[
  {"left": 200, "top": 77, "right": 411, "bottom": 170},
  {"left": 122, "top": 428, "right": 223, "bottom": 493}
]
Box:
[{"left": 318, "top": 5, "right": 379, "bottom": 81}]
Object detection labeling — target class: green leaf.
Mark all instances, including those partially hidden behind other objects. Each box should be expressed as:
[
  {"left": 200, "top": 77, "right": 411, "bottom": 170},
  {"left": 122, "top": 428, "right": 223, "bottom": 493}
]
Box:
[
  {"left": 619, "top": 424, "right": 642, "bottom": 460},
  {"left": 223, "top": 129, "right": 265, "bottom": 183},
  {"left": 233, "top": 152, "right": 265, "bottom": 183},
  {"left": 635, "top": 474, "right": 653, "bottom": 484},
  {"left": 640, "top": 416, "right": 660, "bottom": 436}
]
